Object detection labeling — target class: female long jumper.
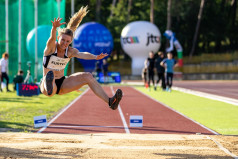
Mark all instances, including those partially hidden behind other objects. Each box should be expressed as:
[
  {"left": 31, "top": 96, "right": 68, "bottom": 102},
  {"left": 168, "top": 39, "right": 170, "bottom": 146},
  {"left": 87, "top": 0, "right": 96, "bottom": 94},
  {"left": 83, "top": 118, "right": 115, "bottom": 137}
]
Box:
[{"left": 40, "top": 6, "right": 122, "bottom": 110}]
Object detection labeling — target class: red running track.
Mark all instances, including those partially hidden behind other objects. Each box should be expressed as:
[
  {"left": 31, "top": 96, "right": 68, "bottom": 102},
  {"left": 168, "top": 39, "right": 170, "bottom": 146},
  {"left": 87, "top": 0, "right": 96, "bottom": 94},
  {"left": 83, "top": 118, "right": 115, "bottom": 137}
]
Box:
[{"left": 40, "top": 86, "right": 216, "bottom": 135}]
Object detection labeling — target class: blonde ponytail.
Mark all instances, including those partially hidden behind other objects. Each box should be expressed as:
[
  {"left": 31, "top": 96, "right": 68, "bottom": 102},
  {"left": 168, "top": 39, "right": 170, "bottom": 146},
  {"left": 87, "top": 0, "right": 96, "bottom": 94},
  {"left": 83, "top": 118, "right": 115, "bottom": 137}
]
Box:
[
  {"left": 67, "top": 6, "right": 89, "bottom": 32},
  {"left": 58, "top": 6, "right": 89, "bottom": 39}
]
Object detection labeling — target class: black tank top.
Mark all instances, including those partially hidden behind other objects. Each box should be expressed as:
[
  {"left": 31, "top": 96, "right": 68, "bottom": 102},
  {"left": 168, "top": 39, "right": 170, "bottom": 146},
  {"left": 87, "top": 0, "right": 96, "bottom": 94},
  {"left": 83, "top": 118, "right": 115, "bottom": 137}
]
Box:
[{"left": 43, "top": 44, "right": 70, "bottom": 71}]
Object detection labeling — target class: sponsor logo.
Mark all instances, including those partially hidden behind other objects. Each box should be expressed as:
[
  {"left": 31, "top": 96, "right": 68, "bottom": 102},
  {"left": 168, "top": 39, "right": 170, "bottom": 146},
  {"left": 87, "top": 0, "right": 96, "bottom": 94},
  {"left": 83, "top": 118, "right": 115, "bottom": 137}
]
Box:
[
  {"left": 146, "top": 33, "right": 160, "bottom": 46},
  {"left": 74, "top": 43, "right": 82, "bottom": 48},
  {"left": 94, "top": 42, "right": 111, "bottom": 47},
  {"left": 122, "top": 34, "right": 160, "bottom": 46},
  {"left": 122, "top": 37, "right": 139, "bottom": 44}
]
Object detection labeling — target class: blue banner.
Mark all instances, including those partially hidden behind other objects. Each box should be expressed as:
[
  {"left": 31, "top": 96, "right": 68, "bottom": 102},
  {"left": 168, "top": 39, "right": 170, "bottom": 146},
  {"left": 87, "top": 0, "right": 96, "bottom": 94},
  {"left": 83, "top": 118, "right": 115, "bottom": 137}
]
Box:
[{"left": 96, "top": 72, "right": 121, "bottom": 83}]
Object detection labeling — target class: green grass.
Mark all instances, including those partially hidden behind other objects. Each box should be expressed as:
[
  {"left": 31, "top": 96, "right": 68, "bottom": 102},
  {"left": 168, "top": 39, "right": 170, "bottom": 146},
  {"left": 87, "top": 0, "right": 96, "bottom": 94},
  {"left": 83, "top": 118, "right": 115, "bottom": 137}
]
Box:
[
  {"left": 0, "top": 84, "right": 84, "bottom": 132},
  {"left": 135, "top": 86, "right": 238, "bottom": 135}
]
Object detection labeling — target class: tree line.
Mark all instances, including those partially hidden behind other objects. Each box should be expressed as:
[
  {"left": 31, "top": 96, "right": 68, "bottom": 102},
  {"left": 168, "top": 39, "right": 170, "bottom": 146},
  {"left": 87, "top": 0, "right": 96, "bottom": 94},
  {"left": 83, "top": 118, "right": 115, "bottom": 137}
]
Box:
[{"left": 65, "top": 0, "right": 238, "bottom": 60}]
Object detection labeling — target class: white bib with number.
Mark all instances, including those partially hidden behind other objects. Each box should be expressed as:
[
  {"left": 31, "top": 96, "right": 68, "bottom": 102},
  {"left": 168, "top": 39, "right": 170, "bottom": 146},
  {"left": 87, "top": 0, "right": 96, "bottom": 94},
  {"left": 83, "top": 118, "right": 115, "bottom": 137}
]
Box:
[{"left": 47, "top": 56, "right": 70, "bottom": 71}]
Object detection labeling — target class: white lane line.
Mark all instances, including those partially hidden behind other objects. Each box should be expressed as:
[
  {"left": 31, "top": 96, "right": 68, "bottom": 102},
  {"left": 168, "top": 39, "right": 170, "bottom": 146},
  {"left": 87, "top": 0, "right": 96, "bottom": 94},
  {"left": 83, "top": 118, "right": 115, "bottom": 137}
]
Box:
[
  {"left": 173, "top": 87, "right": 238, "bottom": 106},
  {"left": 207, "top": 136, "right": 238, "bottom": 159},
  {"left": 133, "top": 87, "right": 219, "bottom": 135},
  {"left": 48, "top": 125, "right": 124, "bottom": 128},
  {"left": 37, "top": 88, "right": 90, "bottom": 133},
  {"left": 110, "top": 86, "right": 130, "bottom": 134}
]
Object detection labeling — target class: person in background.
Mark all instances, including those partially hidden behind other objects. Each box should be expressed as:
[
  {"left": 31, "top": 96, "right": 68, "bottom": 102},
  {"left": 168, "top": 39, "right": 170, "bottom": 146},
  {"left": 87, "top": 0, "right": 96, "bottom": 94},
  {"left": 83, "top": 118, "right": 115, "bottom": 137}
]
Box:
[
  {"left": 93, "top": 61, "right": 102, "bottom": 79},
  {"left": 155, "top": 51, "right": 166, "bottom": 91},
  {"left": 13, "top": 70, "right": 24, "bottom": 91},
  {"left": 145, "top": 51, "right": 156, "bottom": 91},
  {"left": 160, "top": 52, "right": 178, "bottom": 92},
  {"left": 102, "top": 59, "right": 109, "bottom": 83},
  {"left": 0, "top": 61, "right": 1, "bottom": 92},
  {"left": 141, "top": 66, "right": 148, "bottom": 87},
  {"left": 0, "top": 52, "right": 11, "bottom": 92}
]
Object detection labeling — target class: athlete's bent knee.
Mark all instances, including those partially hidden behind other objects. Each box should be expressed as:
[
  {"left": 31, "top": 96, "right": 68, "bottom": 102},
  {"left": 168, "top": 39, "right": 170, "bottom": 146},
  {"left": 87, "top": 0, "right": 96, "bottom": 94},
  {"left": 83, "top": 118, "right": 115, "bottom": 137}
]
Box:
[
  {"left": 82, "top": 72, "right": 95, "bottom": 84},
  {"left": 83, "top": 72, "right": 93, "bottom": 79}
]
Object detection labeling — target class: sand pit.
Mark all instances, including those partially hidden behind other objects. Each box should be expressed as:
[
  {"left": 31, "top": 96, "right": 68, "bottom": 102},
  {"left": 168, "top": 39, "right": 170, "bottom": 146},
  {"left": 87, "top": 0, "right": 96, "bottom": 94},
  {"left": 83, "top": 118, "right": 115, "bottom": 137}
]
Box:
[{"left": 0, "top": 133, "right": 237, "bottom": 158}]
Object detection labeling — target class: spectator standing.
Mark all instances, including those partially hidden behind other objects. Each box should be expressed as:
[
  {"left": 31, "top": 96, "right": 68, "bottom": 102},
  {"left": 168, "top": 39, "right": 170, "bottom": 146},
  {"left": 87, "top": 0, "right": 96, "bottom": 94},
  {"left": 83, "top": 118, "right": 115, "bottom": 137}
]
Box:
[
  {"left": 161, "top": 52, "right": 178, "bottom": 92},
  {"left": 13, "top": 70, "right": 24, "bottom": 91},
  {"left": 93, "top": 61, "right": 102, "bottom": 79},
  {"left": 0, "top": 52, "right": 11, "bottom": 92},
  {"left": 141, "top": 66, "right": 148, "bottom": 87},
  {"left": 145, "top": 51, "right": 156, "bottom": 91},
  {"left": 102, "top": 59, "right": 109, "bottom": 83},
  {"left": 155, "top": 51, "right": 166, "bottom": 90}
]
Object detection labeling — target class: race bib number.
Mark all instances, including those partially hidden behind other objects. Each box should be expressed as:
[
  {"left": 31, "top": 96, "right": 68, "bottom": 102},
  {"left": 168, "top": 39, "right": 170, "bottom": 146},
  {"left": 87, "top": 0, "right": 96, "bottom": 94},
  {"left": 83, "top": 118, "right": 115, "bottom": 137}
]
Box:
[{"left": 47, "top": 56, "right": 70, "bottom": 71}]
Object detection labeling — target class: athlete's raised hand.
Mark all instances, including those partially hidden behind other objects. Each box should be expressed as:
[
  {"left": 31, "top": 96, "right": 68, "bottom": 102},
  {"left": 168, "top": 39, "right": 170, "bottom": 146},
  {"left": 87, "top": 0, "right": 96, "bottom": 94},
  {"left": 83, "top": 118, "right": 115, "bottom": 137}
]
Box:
[
  {"left": 96, "top": 53, "right": 109, "bottom": 60},
  {"left": 51, "top": 17, "right": 66, "bottom": 28}
]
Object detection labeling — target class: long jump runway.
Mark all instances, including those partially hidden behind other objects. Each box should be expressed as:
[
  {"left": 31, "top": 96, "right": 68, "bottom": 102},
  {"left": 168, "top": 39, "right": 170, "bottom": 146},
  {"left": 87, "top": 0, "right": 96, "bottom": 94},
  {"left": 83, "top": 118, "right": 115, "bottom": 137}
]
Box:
[{"left": 39, "top": 86, "right": 215, "bottom": 135}]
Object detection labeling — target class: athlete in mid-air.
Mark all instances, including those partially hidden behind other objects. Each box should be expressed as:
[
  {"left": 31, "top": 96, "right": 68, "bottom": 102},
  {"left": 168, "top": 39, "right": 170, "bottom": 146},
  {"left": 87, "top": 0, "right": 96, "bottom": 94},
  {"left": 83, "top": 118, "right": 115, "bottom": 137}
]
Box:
[{"left": 40, "top": 6, "right": 122, "bottom": 110}]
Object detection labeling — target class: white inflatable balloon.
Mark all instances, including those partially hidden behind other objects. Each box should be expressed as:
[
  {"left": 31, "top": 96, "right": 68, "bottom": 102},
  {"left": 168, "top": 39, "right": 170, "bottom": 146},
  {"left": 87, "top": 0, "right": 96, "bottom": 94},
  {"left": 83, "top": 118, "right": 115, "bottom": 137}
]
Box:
[{"left": 121, "top": 21, "right": 161, "bottom": 75}]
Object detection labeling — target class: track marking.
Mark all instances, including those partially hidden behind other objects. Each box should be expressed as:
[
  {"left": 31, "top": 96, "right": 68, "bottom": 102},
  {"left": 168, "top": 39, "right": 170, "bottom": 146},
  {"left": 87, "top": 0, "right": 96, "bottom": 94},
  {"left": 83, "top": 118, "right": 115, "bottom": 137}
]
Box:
[
  {"left": 37, "top": 88, "right": 90, "bottom": 133},
  {"left": 48, "top": 125, "right": 124, "bottom": 128},
  {"left": 110, "top": 86, "right": 130, "bottom": 134},
  {"left": 173, "top": 86, "right": 238, "bottom": 106},
  {"left": 207, "top": 136, "right": 238, "bottom": 159},
  {"left": 133, "top": 87, "right": 219, "bottom": 135}
]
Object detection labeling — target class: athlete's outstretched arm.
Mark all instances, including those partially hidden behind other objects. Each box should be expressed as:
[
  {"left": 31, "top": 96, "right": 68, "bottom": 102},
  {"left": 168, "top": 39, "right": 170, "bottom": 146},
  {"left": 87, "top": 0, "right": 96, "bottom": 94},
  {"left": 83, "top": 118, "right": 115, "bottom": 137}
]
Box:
[
  {"left": 44, "top": 18, "right": 66, "bottom": 56},
  {"left": 71, "top": 48, "right": 108, "bottom": 60}
]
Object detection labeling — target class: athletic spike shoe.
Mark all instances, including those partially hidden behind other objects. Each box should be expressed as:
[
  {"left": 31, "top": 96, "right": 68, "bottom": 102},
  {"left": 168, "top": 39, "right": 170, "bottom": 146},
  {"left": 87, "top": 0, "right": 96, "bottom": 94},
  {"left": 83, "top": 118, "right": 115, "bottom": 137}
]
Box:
[
  {"left": 109, "top": 89, "right": 123, "bottom": 110},
  {"left": 45, "top": 71, "right": 54, "bottom": 95}
]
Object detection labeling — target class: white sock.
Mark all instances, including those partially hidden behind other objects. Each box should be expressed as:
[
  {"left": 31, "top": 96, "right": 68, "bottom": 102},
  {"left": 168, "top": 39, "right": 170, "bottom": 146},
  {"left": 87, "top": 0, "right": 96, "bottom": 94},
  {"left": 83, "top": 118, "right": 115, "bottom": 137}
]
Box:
[{"left": 44, "top": 80, "right": 47, "bottom": 91}]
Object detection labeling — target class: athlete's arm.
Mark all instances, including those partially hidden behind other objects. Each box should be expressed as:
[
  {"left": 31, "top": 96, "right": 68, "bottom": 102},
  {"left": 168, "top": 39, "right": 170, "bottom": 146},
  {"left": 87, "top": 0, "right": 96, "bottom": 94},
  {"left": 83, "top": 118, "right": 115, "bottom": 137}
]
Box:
[
  {"left": 71, "top": 48, "right": 108, "bottom": 60},
  {"left": 44, "top": 18, "right": 66, "bottom": 56},
  {"left": 144, "top": 59, "right": 148, "bottom": 69}
]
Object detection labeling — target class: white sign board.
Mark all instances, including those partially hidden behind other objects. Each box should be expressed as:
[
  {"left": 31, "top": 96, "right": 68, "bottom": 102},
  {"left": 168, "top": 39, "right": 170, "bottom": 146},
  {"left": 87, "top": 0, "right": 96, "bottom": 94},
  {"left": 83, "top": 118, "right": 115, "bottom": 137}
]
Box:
[
  {"left": 130, "top": 115, "right": 143, "bottom": 127},
  {"left": 34, "top": 115, "right": 47, "bottom": 128}
]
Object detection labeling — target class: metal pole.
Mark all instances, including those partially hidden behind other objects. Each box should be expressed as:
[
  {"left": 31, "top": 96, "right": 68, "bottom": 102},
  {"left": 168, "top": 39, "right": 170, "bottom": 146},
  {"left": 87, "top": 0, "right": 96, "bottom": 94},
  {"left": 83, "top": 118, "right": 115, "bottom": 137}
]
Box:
[
  {"left": 189, "top": 0, "right": 205, "bottom": 59},
  {"left": 71, "top": 0, "right": 75, "bottom": 74},
  {"left": 34, "top": 0, "right": 38, "bottom": 82},
  {"left": 18, "top": 0, "right": 22, "bottom": 70},
  {"left": 5, "top": 0, "right": 9, "bottom": 53},
  {"left": 57, "top": 0, "right": 60, "bottom": 17}
]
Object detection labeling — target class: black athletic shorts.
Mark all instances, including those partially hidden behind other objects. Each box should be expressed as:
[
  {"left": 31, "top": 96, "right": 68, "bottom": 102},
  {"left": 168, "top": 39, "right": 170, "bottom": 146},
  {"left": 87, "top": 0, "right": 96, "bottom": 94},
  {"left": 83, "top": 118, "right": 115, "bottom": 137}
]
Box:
[{"left": 55, "top": 76, "right": 66, "bottom": 94}]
